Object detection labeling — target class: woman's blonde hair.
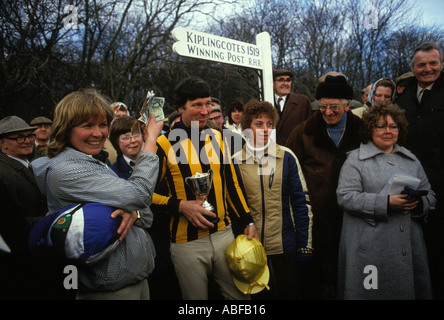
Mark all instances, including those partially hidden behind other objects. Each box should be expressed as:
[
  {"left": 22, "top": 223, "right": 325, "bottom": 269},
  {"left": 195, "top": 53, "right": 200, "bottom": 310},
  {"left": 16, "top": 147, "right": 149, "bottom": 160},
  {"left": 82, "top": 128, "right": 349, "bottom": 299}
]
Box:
[{"left": 47, "top": 89, "right": 113, "bottom": 158}]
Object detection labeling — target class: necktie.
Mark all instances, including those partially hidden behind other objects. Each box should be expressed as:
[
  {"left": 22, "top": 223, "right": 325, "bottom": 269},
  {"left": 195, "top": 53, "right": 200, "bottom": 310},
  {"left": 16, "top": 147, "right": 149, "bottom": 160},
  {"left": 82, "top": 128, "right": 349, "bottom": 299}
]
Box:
[
  {"left": 418, "top": 89, "right": 425, "bottom": 102},
  {"left": 277, "top": 98, "right": 284, "bottom": 113},
  {"left": 418, "top": 88, "right": 431, "bottom": 102}
]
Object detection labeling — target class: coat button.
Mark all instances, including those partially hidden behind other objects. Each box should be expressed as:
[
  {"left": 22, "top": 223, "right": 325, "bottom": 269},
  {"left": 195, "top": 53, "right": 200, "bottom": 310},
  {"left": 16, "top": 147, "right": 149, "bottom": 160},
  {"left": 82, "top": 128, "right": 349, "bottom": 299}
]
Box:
[
  {"left": 402, "top": 248, "right": 406, "bottom": 256},
  {"left": 400, "top": 224, "right": 405, "bottom": 232}
]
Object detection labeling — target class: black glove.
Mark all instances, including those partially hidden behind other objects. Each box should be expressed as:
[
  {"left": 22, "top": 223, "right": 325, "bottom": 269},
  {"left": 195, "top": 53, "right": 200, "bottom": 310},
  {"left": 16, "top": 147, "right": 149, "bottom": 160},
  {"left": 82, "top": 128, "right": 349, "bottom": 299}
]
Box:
[{"left": 401, "top": 186, "right": 428, "bottom": 201}]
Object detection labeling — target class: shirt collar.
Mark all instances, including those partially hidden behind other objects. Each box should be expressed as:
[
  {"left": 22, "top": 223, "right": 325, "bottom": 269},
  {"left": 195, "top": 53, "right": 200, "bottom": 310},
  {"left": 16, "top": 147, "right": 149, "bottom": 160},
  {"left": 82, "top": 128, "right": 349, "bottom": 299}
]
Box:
[
  {"left": 123, "top": 154, "right": 136, "bottom": 167},
  {"left": 417, "top": 83, "right": 434, "bottom": 96},
  {"left": 6, "top": 154, "right": 30, "bottom": 168},
  {"left": 274, "top": 93, "right": 287, "bottom": 103}
]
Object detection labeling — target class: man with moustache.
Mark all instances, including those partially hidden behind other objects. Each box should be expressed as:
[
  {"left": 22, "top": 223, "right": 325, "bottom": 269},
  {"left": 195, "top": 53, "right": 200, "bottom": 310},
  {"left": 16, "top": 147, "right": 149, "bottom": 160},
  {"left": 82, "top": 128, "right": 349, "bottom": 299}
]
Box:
[
  {"left": 395, "top": 42, "right": 444, "bottom": 299},
  {"left": 273, "top": 68, "right": 312, "bottom": 147},
  {"left": 286, "top": 75, "right": 362, "bottom": 299}
]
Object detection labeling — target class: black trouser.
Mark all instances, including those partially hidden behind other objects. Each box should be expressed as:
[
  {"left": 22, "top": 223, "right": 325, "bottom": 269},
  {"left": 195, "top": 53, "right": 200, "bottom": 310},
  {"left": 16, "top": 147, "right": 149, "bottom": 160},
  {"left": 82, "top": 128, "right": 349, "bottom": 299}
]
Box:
[{"left": 252, "top": 252, "right": 303, "bottom": 300}]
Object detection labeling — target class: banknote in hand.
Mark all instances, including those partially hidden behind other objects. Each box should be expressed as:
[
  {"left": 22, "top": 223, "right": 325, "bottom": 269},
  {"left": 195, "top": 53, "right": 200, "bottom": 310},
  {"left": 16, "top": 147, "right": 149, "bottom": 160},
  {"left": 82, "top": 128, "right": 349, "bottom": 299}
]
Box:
[{"left": 139, "top": 90, "right": 165, "bottom": 124}]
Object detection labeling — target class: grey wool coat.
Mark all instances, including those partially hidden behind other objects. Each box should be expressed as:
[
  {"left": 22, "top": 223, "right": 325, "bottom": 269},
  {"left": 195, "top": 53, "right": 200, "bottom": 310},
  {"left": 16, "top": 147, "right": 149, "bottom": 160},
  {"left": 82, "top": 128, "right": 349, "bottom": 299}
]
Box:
[{"left": 336, "top": 142, "right": 436, "bottom": 300}]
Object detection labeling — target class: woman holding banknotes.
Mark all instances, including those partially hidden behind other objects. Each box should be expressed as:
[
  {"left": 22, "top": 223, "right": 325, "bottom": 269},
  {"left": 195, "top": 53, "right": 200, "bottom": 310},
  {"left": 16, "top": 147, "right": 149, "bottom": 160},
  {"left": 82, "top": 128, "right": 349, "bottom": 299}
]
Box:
[
  {"left": 32, "top": 88, "right": 164, "bottom": 299},
  {"left": 336, "top": 103, "right": 436, "bottom": 299}
]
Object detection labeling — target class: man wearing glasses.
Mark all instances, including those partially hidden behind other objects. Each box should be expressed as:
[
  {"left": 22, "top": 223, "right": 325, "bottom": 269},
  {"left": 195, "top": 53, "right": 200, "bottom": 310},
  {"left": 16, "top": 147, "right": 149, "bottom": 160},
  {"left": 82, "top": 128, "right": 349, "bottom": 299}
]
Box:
[
  {"left": 208, "top": 98, "right": 245, "bottom": 156},
  {"left": 0, "top": 116, "right": 52, "bottom": 299},
  {"left": 286, "top": 75, "right": 362, "bottom": 299},
  {"left": 272, "top": 68, "right": 312, "bottom": 147},
  {"left": 0, "top": 116, "right": 37, "bottom": 168}
]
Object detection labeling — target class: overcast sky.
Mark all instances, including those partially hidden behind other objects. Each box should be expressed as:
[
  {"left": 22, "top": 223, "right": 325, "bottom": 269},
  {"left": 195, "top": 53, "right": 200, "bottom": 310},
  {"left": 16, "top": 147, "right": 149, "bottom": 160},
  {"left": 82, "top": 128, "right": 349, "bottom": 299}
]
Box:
[{"left": 415, "top": 0, "right": 444, "bottom": 27}]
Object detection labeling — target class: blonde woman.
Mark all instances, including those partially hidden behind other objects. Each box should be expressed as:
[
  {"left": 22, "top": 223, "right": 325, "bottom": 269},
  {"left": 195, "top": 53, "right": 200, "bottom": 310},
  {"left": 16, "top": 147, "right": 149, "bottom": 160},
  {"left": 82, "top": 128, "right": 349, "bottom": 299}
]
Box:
[{"left": 32, "top": 88, "right": 163, "bottom": 299}]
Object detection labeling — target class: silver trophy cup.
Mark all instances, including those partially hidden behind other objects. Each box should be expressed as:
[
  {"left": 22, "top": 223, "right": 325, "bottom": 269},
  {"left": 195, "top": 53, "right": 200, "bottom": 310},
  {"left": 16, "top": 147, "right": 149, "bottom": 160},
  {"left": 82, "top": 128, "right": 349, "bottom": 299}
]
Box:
[{"left": 185, "top": 170, "right": 218, "bottom": 223}]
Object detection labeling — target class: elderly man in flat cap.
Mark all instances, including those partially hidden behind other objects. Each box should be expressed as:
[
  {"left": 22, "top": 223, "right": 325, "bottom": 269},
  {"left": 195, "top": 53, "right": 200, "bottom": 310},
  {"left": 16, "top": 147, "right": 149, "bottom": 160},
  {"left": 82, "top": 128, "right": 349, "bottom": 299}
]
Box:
[
  {"left": 287, "top": 75, "right": 362, "bottom": 299},
  {"left": 272, "top": 68, "right": 312, "bottom": 147},
  {"left": 0, "top": 116, "right": 63, "bottom": 299},
  {"left": 30, "top": 116, "right": 52, "bottom": 160}
]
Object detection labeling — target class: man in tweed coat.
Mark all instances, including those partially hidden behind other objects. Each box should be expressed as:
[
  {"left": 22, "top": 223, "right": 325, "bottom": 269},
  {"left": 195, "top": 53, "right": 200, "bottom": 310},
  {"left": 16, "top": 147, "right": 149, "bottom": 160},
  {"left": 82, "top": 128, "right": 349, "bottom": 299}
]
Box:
[{"left": 0, "top": 116, "right": 60, "bottom": 299}]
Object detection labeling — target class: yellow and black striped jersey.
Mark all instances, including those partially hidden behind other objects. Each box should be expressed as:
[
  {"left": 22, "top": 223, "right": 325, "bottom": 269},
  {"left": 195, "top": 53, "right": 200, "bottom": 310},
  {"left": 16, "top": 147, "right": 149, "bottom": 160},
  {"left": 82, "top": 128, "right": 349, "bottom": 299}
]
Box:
[{"left": 153, "top": 122, "right": 252, "bottom": 243}]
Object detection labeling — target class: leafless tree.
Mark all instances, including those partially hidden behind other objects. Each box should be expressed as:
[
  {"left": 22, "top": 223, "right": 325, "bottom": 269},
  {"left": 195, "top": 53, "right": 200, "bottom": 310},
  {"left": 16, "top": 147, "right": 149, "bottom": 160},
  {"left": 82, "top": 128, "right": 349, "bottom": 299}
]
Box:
[
  {"left": 0, "top": 0, "right": 229, "bottom": 119},
  {"left": 1, "top": 0, "right": 443, "bottom": 120}
]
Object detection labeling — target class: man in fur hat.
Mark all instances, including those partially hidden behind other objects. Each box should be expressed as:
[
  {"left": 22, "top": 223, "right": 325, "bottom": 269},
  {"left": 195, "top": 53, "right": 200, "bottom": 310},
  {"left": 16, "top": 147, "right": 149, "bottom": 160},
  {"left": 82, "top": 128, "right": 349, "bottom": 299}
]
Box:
[{"left": 286, "top": 75, "right": 362, "bottom": 299}]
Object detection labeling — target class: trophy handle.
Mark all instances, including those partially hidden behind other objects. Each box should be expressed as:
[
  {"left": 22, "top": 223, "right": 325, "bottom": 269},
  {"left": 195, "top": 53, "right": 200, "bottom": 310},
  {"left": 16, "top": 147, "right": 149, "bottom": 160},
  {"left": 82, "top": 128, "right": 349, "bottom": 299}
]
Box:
[
  {"left": 184, "top": 176, "right": 193, "bottom": 192},
  {"left": 208, "top": 169, "right": 213, "bottom": 189}
]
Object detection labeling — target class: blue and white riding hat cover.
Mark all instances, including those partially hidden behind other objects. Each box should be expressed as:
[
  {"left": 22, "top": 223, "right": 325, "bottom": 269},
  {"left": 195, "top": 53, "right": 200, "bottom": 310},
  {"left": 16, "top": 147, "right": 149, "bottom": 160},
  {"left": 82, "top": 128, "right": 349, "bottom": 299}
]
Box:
[{"left": 29, "top": 203, "right": 122, "bottom": 265}]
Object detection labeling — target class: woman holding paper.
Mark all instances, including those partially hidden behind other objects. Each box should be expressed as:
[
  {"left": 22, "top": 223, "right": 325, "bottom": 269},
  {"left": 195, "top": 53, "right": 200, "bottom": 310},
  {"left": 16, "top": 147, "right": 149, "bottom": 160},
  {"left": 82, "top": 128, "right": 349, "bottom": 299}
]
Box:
[{"left": 336, "top": 103, "right": 436, "bottom": 299}]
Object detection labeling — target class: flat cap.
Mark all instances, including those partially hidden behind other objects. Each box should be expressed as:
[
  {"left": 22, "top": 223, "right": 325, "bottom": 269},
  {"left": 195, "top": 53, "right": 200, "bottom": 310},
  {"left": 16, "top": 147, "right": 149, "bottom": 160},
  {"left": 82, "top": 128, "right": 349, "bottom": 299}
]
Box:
[
  {"left": 0, "top": 116, "right": 36, "bottom": 136},
  {"left": 30, "top": 116, "right": 52, "bottom": 126},
  {"left": 211, "top": 106, "right": 222, "bottom": 113},
  {"left": 273, "top": 68, "right": 294, "bottom": 79}
]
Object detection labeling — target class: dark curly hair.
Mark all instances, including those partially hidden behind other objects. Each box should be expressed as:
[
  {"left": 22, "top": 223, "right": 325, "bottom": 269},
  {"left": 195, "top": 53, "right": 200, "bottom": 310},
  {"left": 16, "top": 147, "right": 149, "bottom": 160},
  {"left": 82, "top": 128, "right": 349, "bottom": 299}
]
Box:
[
  {"left": 240, "top": 99, "right": 279, "bottom": 131},
  {"left": 361, "top": 103, "right": 408, "bottom": 145}
]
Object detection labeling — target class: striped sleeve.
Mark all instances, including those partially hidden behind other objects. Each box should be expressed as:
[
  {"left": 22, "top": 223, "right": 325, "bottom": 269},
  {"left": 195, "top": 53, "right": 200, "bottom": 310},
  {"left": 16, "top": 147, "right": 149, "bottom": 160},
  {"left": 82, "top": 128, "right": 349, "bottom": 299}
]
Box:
[{"left": 223, "top": 135, "right": 252, "bottom": 227}]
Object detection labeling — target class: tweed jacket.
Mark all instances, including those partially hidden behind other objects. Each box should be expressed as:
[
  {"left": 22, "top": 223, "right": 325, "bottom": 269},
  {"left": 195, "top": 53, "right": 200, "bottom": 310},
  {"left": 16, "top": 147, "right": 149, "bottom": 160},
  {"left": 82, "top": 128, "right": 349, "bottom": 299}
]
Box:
[
  {"left": 0, "top": 153, "right": 51, "bottom": 298},
  {"left": 0, "top": 153, "right": 47, "bottom": 253},
  {"left": 286, "top": 110, "right": 362, "bottom": 247},
  {"left": 336, "top": 142, "right": 436, "bottom": 299},
  {"left": 275, "top": 92, "right": 312, "bottom": 147}
]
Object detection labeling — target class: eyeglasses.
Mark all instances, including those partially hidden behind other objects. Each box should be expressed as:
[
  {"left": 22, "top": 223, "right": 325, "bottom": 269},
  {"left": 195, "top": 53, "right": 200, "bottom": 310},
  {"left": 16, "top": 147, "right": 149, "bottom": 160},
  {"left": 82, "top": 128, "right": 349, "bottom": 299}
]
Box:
[
  {"left": 4, "top": 133, "right": 36, "bottom": 144},
  {"left": 319, "top": 104, "right": 340, "bottom": 112},
  {"left": 375, "top": 124, "right": 399, "bottom": 132},
  {"left": 209, "top": 114, "right": 221, "bottom": 121},
  {"left": 274, "top": 77, "right": 291, "bottom": 83},
  {"left": 119, "top": 132, "right": 142, "bottom": 145}
]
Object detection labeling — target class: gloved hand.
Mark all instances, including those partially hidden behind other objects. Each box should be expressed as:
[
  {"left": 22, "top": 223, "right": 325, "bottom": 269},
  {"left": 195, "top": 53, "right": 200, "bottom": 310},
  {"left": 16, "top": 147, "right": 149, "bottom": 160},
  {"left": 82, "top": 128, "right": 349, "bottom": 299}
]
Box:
[{"left": 401, "top": 186, "right": 428, "bottom": 201}]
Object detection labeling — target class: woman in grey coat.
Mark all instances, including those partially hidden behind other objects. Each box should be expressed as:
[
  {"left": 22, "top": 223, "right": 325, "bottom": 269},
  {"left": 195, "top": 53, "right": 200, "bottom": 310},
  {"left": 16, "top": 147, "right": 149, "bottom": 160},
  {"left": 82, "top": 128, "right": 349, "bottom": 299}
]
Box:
[{"left": 336, "top": 104, "right": 436, "bottom": 299}]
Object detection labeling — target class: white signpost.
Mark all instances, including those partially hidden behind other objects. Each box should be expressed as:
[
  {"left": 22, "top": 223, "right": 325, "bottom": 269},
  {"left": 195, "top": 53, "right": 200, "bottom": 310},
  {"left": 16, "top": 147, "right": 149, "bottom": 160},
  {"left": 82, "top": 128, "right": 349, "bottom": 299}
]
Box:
[{"left": 172, "top": 27, "right": 274, "bottom": 104}]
